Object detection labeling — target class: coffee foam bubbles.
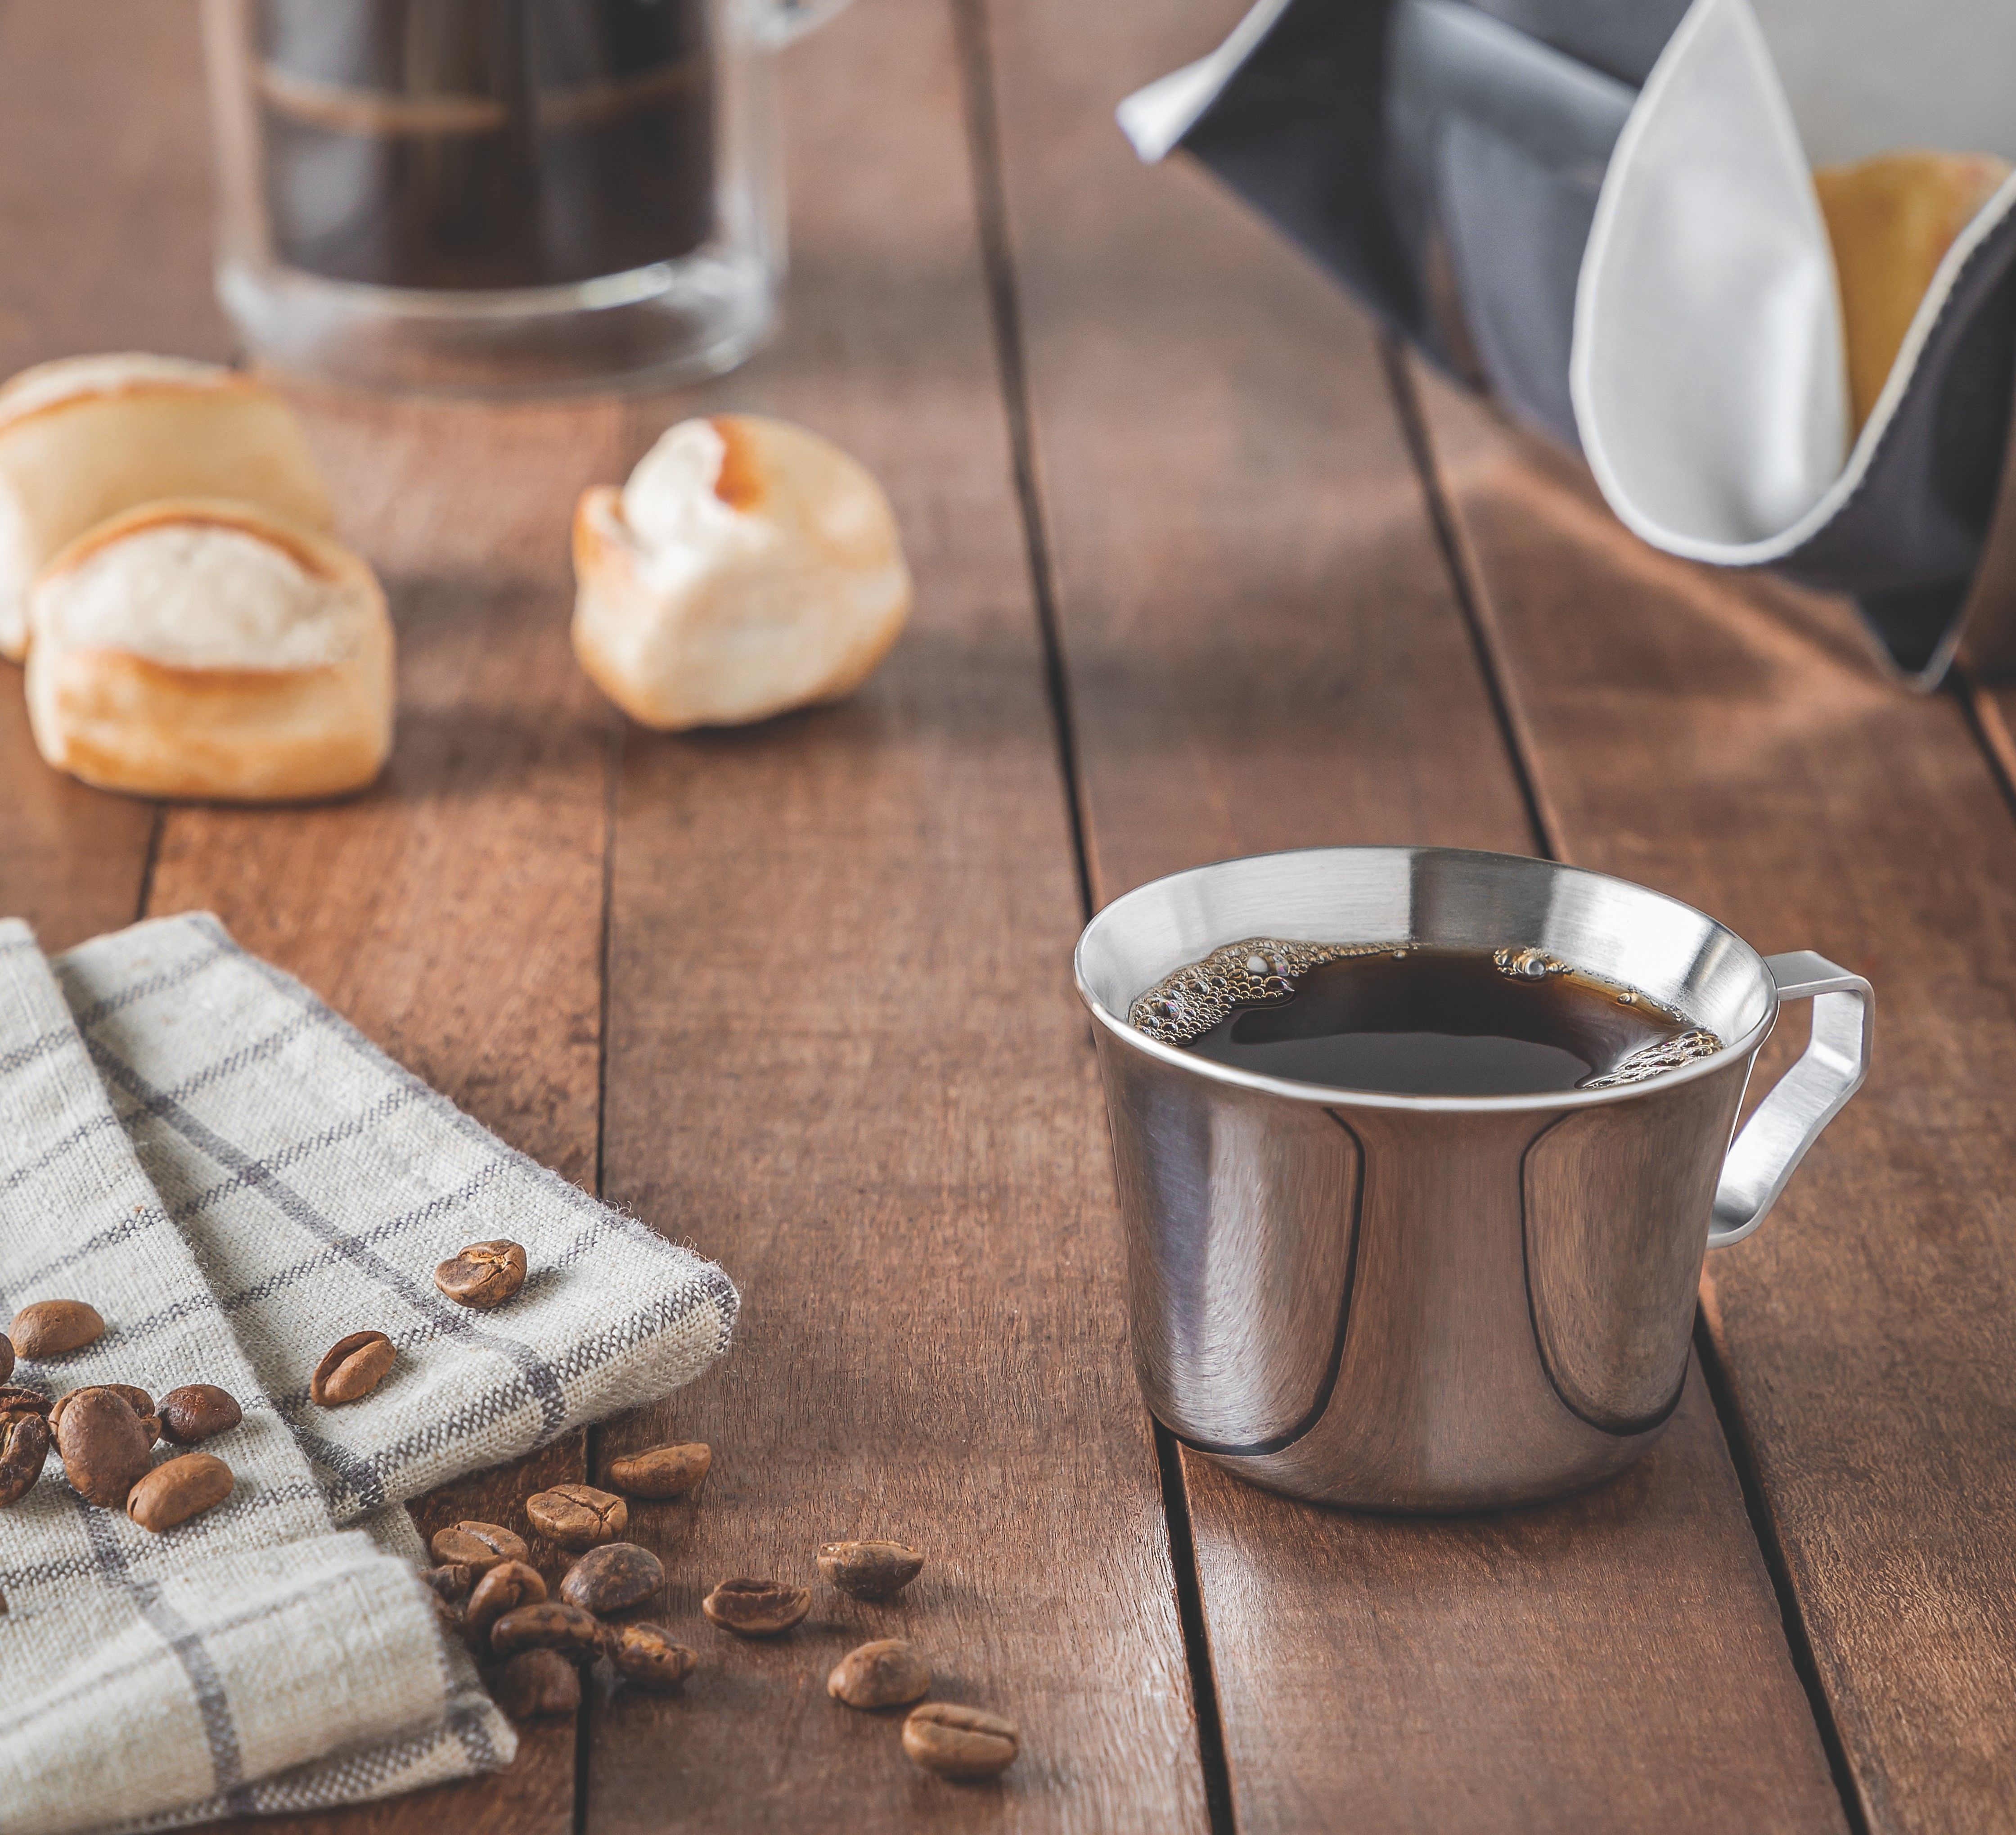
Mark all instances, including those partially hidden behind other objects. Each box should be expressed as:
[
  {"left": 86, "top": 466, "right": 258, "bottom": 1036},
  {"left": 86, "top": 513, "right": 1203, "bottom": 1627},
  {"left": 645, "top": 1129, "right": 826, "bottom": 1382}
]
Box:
[
  {"left": 1130, "top": 935, "right": 1726, "bottom": 1088},
  {"left": 1128, "top": 938, "right": 1399, "bottom": 1045}
]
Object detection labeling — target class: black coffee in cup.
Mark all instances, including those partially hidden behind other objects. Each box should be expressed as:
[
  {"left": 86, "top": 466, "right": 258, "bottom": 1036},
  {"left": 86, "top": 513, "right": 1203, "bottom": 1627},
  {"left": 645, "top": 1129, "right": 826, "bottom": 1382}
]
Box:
[
  {"left": 1130, "top": 939, "right": 1722, "bottom": 1096},
  {"left": 253, "top": 0, "right": 716, "bottom": 291}
]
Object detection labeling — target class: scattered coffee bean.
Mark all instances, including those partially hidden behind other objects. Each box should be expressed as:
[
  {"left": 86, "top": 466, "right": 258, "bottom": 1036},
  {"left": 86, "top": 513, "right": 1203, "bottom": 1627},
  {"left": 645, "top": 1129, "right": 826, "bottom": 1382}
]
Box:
[
  {"left": 432, "top": 1593, "right": 464, "bottom": 1635},
  {"left": 9, "top": 1301, "right": 104, "bottom": 1359},
  {"left": 817, "top": 1538, "right": 925, "bottom": 1601},
  {"left": 560, "top": 1542, "right": 663, "bottom": 1615},
  {"left": 702, "top": 1577, "right": 811, "bottom": 1638},
  {"left": 54, "top": 1386, "right": 152, "bottom": 1508},
  {"left": 0, "top": 1334, "right": 12, "bottom": 1385},
  {"left": 466, "top": 1560, "right": 547, "bottom": 1646},
  {"left": 127, "top": 1453, "right": 234, "bottom": 1533},
  {"left": 50, "top": 1385, "right": 152, "bottom": 1435},
  {"left": 493, "top": 1648, "right": 580, "bottom": 1720},
  {"left": 902, "top": 1703, "right": 1020, "bottom": 1781},
  {"left": 489, "top": 1600, "right": 602, "bottom": 1660},
  {"left": 0, "top": 1413, "right": 49, "bottom": 1506},
  {"left": 526, "top": 1483, "right": 627, "bottom": 1550},
  {"left": 424, "top": 1564, "right": 476, "bottom": 1604},
  {"left": 606, "top": 1441, "right": 711, "bottom": 1501},
  {"left": 432, "top": 1240, "right": 527, "bottom": 1310},
  {"left": 828, "top": 1638, "right": 931, "bottom": 1710},
  {"left": 430, "top": 1521, "right": 529, "bottom": 1571},
  {"left": 158, "top": 1384, "right": 242, "bottom": 1445},
  {"left": 603, "top": 1622, "right": 696, "bottom": 1692},
  {"left": 0, "top": 1386, "right": 52, "bottom": 1420},
  {"left": 311, "top": 1331, "right": 396, "bottom": 1406}
]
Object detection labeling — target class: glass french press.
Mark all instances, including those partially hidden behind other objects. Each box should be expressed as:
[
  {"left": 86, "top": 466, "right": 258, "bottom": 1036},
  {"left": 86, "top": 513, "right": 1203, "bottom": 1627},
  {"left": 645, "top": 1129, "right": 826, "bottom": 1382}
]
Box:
[{"left": 203, "top": 0, "right": 849, "bottom": 392}]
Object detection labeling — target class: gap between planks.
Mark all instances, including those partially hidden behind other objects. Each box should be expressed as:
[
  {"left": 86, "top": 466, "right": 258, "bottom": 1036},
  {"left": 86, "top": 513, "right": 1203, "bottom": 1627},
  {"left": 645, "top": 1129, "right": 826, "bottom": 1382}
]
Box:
[
  {"left": 1382, "top": 349, "right": 1888, "bottom": 1835},
  {"left": 950, "top": 2, "right": 1237, "bottom": 1830}
]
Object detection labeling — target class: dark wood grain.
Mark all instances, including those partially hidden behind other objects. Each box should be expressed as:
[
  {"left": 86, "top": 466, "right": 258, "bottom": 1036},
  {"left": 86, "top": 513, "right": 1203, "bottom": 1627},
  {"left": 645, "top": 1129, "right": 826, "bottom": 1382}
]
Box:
[
  {"left": 982, "top": 0, "right": 1847, "bottom": 1828},
  {"left": 1414, "top": 364, "right": 2016, "bottom": 1835},
  {"left": 584, "top": 1, "right": 1205, "bottom": 1829},
  {"left": 147, "top": 390, "right": 630, "bottom": 1835},
  {"left": 0, "top": 0, "right": 231, "bottom": 945}
]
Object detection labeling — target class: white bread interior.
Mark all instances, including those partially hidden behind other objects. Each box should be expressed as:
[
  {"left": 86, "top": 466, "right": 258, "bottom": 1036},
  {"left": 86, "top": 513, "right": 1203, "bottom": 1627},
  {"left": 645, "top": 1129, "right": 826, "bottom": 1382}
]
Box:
[
  {"left": 571, "top": 414, "right": 911, "bottom": 730},
  {"left": 26, "top": 499, "right": 392, "bottom": 802},
  {"left": 0, "top": 353, "right": 333, "bottom": 662}
]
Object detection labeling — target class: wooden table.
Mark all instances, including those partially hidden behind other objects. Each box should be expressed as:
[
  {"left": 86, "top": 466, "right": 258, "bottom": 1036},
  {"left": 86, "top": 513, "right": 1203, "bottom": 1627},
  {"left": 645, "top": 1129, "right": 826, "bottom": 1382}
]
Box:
[{"left": 5, "top": 2, "right": 2013, "bottom": 1830}]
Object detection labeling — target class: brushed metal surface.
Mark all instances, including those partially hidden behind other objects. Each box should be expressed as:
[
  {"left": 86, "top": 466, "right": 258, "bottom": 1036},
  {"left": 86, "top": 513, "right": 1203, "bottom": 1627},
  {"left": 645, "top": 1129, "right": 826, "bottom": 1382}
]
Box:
[{"left": 1076, "top": 847, "right": 1872, "bottom": 1511}]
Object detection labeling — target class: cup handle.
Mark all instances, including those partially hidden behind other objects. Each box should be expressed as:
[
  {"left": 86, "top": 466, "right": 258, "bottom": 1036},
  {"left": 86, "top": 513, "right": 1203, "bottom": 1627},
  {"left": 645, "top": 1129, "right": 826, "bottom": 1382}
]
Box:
[{"left": 1708, "top": 951, "right": 1873, "bottom": 1248}]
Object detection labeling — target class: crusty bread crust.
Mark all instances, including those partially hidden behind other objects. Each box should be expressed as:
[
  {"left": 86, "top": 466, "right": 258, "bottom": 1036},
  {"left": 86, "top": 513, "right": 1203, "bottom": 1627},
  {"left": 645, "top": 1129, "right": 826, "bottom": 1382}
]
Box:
[
  {"left": 0, "top": 362, "right": 333, "bottom": 661},
  {"left": 25, "top": 500, "right": 392, "bottom": 802},
  {"left": 40, "top": 496, "right": 346, "bottom": 586},
  {"left": 0, "top": 354, "right": 266, "bottom": 433},
  {"left": 1816, "top": 150, "right": 2014, "bottom": 434},
  {"left": 570, "top": 416, "right": 911, "bottom": 730}
]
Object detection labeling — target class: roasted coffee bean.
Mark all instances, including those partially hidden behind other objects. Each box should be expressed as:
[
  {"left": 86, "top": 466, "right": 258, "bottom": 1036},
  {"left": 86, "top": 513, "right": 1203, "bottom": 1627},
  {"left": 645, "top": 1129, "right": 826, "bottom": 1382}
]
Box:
[
  {"left": 702, "top": 1577, "right": 811, "bottom": 1638},
  {"left": 493, "top": 1648, "right": 580, "bottom": 1720},
  {"left": 54, "top": 1387, "right": 152, "bottom": 1508},
  {"left": 817, "top": 1539, "right": 925, "bottom": 1601},
  {"left": 0, "top": 1386, "right": 52, "bottom": 1419},
  {"left": 432, "top": 1593, "right": 464, "bottom": 1636},
  {"left": 9, "top": 1301, "right": 104, "bottom": 1359},
  {"left": 430, "top": 1521, "right": 529, "bottom": 1571},
  {"left": 432, "top": 1240, "right": 527, "bottom": 1310},
  {"left": 158, "top": 1384, "right": 242, "bottom": 1445},
  {"left": 902, "top": 1703, "right": 1020, "bottom": 1780},
  {"left": 424, "top": 1564, "right": 476, "bottom": 1604},
  {"left": 606, "top": 1441, "right": 711, "bottom": 1500},
  {"left": 603, "top": 1622, "right": 697, "bottom": 1691},
  {"left": 52, "top": 1387, "right": 161, "bottom": 1453},
  {"left": 466, "top": 1560, "right": 547, "bottom": 1646},
  {"left": 828, "top": 1638, "right": 930, "bottom": 1710},
  {"left": 526, "top": 1483, "right": 626, "bottom": 1551},
  {"left": 559, "top": 1542, "right": 663, "bottom": 1615},
  {"left": 50, "top": 1385, "right": 153, "bottom": 1436},
  {"left": 311, "top": 1331, "right": 396, "bottom": 1406},
  {"left": 489, "top": 1601, "right": 601, "bottom": 1660},
  {"left": 0, "top": 1334, "right": 12, "bottom": 1385},
  {"left": 0, "top": 1413, "right": 49, "bottom": 1506},
  {"left": 128, "top": 1453, "right": 234, "bottom": 1533}
]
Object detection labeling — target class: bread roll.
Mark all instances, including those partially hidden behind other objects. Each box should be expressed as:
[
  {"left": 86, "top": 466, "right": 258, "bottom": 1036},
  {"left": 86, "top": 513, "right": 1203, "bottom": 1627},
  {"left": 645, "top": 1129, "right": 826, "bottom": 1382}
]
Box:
[
  {"left": 1814, "top": 149, "right": 2013, "bottom": 434},
  {"left": 572, "top": 414, "right": 911, "bottom": 729},
  {"left": 0, "top": 353, "right": 333, "bottom": 661},
  {"left": 25, "top": 500, "right": 392, "bottom": 802}
]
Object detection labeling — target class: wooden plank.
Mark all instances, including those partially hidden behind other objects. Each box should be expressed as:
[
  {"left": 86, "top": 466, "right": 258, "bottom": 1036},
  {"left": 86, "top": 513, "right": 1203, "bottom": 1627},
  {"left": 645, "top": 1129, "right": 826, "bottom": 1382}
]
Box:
[
  {"left": 1414, "top": 366, "right": 2016, "bottom": 1834},
  {"left": 0, "top": 0, "right": 232, "bottom": 946},
  {"left": 0, "top": 16, "right": 599, "bottom": 1815},
  {"left": 146, "top": 386, "right": 629, "bottom": 1835},
  {"left": 0, "top": 0, "right": 228, "bottom": 369},
  {"left": 983, "top": 0, "right": 1848, "bottom": 1829},
  {"left": 584, "top": 1, "right": 1205, "bottom": 1829}
]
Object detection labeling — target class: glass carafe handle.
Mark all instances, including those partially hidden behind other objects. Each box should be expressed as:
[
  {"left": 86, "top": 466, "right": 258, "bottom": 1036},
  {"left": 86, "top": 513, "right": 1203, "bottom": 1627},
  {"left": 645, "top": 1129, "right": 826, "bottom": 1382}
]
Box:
[{"left": 751, "top": 0, "right": 855, "bottom": 46}]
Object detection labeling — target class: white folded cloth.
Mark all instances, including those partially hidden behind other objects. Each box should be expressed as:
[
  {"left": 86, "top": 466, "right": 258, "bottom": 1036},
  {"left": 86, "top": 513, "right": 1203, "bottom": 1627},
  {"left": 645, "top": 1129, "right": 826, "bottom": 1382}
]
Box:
[
  {"left": 0, "top": 913, "right": 738, "bottom": 1834},
  {"left": 1574, "top": 0, "right": 2016, "bottom": 564}
]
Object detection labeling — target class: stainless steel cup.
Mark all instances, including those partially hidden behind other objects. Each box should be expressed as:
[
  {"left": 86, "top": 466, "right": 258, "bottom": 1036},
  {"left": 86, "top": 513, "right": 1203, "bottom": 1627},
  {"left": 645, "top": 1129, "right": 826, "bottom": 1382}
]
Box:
[{"left": 1074, "top": 847, "right": 1872, "bottom": 1512}]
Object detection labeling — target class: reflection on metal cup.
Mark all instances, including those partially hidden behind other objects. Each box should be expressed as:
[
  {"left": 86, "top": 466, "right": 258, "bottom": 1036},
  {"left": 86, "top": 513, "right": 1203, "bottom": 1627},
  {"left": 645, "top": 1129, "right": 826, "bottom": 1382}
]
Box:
[{"left": 1075, "top": 846, "right": 1872, "bottom": 1513}]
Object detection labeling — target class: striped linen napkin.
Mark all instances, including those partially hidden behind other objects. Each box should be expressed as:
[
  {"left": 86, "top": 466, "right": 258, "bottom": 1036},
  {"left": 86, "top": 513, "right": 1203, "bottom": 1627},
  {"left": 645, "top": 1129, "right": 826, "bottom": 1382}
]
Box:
[{"left": 0, "top": 913, "right": 738, "bottom": 1834}]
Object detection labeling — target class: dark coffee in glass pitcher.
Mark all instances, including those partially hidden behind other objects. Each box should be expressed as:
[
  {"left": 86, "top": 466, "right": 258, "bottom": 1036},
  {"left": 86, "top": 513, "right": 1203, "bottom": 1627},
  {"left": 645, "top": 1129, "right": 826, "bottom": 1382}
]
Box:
[
  {"left": 254, "top": 0, "right": 716, "bottom": 291},
  {"left": 1129, "top": 940, "right": 1724, "bottom": 1097}
]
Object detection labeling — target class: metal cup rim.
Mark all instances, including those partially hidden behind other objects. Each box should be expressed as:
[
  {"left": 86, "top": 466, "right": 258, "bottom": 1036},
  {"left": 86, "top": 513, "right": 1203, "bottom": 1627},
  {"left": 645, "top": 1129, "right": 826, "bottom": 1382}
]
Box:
[{"left": 1073, "top": 844, "right": 1778, "bottom": 1114}]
